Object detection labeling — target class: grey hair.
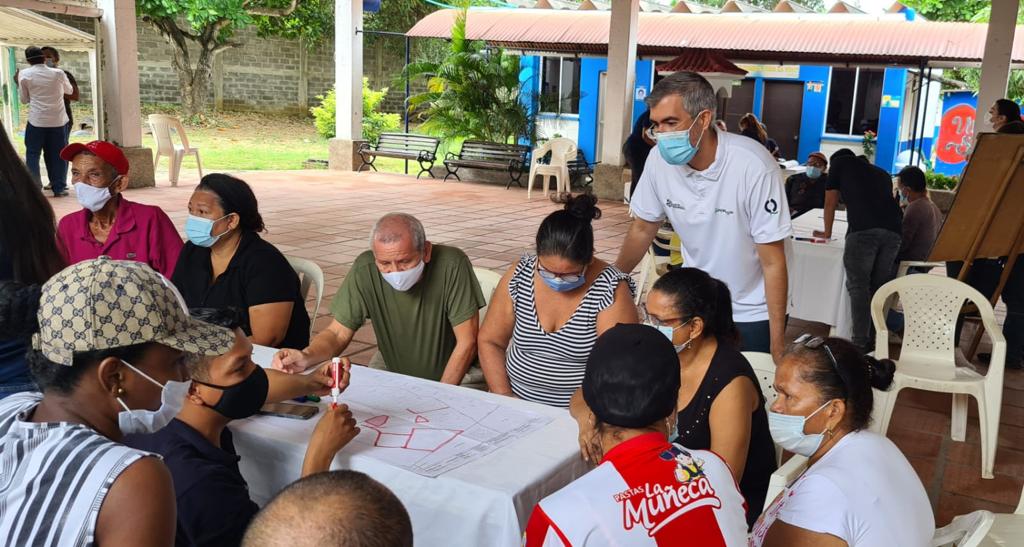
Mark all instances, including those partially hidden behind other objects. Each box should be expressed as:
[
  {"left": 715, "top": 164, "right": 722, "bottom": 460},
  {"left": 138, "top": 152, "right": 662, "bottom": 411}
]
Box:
[
  {"left": 369, "top": 213, "right": 426, "bottom": 253},
  {"left": 645, "top": 71, "right": 718, "bottom": 119}
]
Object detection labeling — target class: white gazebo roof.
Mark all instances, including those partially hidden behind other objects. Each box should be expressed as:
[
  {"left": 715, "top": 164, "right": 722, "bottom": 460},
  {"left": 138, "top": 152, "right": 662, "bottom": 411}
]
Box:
[{"left": 0, "top": 7, "right": 95, "bottom": 50}]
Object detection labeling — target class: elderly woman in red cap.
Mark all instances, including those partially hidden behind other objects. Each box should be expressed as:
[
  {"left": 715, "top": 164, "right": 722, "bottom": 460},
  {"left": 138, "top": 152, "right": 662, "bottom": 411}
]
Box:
[
  {"left": 784, "top": 151, "right": 829, "bottom": 219},
  {"left": 56, "top": 140, "right": 183, "bottom": 277}
]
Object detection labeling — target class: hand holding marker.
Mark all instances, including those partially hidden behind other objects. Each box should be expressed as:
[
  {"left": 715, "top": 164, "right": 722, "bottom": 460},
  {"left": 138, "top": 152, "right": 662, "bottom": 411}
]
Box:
[{"left": 331, "top": 357, "right": 342, "bottom": 409}]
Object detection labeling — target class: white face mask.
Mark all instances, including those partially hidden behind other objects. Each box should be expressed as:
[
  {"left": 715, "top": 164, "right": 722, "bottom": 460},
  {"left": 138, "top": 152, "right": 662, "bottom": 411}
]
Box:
[
  {"left": 381, "top": 259, "right": 425, "bottom": 292},
  {"left": 116, "top": 360, "right": 191, "bottom": 436},
  {"left": 767, "top": 400, "right": 833, "bottom": 457},
  {"left": 74, "top": 180, "right": 116, "bottom": 213}
]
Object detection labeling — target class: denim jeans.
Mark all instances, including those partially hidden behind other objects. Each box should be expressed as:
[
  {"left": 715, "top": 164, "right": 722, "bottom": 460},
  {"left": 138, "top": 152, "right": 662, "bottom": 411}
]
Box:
[
  {"left": 844, "top": 228, "right": 902, "bottom": 350},
  {"left": 0, "top": 375, "right": 37, "bottom": 400},
  {"left": 24, "top": 123, "right": 68, "bottom": 194},
  {"left": 736, "top": 320, "right": 771, "bottom": 353},
  {"left": 1002, "top": 260, "right": 1024, "bottom": 367}
]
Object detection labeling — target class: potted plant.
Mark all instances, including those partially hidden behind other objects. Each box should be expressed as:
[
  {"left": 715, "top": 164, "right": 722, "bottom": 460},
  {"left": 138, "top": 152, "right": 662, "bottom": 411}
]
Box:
[{"left": 862, "top": 130, "right": 877, "bottom": 163}]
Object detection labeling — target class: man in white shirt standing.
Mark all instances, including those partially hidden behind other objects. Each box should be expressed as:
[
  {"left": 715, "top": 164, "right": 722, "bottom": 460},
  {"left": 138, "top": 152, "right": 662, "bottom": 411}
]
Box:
[
  {"left": 615, "top": 72, "right": 791, "bottom": 361},
  {"left": 18, "top": 46, "right": 72, "bottom": 197}
]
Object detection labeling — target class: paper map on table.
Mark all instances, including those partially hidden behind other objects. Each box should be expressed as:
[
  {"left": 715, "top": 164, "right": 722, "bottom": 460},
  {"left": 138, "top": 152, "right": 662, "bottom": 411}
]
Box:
[{"left": 334, "top": 366, "right": 552, "bottom": 477}]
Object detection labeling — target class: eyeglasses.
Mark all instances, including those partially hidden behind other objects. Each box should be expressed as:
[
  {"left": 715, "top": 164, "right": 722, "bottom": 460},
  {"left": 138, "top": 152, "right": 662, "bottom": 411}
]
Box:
[
  {"left": 640, "top": 304, "right": 689, "bottom": 328},
  {"left": 537, "top": 263, "right": 586, "bottom": 284},
  {"left": 795, "top": 333, "right": 846, "bottom": 391}
]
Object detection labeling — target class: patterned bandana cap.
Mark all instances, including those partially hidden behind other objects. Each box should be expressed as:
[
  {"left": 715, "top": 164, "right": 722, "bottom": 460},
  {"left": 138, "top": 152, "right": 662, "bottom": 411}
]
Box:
[{"left": 32, "top": 257, "right": 235, "bottom": 366}]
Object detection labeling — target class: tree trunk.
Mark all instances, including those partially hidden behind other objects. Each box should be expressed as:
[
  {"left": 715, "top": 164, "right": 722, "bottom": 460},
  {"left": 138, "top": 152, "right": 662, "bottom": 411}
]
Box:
[{"left": 148, "top": 17, "right": 233, "bottom": 119}]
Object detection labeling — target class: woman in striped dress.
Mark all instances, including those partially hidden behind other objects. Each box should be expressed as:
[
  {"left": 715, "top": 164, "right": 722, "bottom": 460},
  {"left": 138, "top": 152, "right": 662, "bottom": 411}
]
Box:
[{"left": 479, "top": 194, "right": 637, "bottom": 408}]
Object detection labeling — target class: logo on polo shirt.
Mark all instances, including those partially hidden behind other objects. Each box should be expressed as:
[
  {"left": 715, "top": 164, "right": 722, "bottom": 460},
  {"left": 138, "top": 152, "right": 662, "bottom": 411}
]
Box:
[
  {"left": 764, "top": 199, "right": 779, "bottom": 215},
  {"left": 665, "top": 199, "right": 686, "bottom": 211},
  {"left": 714, "top": 208, "right": 734, "bottom": 216},
  {"left": 613, "top": 447, "right": 723, "bottom": 536}
]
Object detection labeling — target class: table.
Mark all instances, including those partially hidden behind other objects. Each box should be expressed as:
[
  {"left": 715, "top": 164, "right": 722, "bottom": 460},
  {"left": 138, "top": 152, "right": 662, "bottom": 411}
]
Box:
[
  {"left": 787, "top": 209, "right": 853, "bottom": 338},
  {"left": 234, "top": 346, "right": 588, "bottom": 547}
]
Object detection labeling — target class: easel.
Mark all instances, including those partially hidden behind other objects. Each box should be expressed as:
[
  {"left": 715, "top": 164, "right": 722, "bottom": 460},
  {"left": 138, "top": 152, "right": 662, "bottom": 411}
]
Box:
[{"left": 928, "top": 133, "right": 1024, "bottom": 359}]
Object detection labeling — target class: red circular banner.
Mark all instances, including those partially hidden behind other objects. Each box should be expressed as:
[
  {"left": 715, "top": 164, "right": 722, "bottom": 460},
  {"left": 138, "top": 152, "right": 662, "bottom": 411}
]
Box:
[{"left": 935, "top": 104, "right": 976, "bottom": 165}]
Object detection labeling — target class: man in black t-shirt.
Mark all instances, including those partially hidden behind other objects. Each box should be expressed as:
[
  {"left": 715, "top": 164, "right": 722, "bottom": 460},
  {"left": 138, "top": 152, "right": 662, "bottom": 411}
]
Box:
[{"left": 814, "top": 149, "right": 902, "bottom": 352}]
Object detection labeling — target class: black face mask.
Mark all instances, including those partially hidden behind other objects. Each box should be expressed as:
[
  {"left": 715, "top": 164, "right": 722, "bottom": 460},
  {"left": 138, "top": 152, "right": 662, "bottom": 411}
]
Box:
[{"left": 193, "top": 365, "right": 269, "bottom": 420}]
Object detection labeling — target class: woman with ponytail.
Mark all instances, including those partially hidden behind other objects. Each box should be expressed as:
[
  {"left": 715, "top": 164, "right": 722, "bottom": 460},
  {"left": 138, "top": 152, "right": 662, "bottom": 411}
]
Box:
[
  {"left": 641, "top": 267, "right": 777, "bottom": 527},
  {"left": 478, "top": 194, "right": 637, "bottom": 408},
  {"left": 751, "top": 336, "right": 933, "bottom": 546}
]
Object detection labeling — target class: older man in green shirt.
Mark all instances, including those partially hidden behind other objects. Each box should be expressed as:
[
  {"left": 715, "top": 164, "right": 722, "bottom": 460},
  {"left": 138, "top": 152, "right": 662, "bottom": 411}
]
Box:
[{"left": 273, "top": 213, "right": 485, "bottom": 383}]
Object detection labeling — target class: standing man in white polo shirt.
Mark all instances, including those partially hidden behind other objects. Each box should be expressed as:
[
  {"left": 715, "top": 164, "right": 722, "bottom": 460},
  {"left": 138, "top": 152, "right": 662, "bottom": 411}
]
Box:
[
  {"left": 18, "top": 46, "right": 72, "bottom": 197},
  {"left": 616, "top": 72, "right": 791, "bottom": 361}
]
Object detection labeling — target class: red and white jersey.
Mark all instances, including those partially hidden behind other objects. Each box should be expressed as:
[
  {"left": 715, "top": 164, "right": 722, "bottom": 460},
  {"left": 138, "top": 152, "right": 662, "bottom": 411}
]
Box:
[{"left": 524, "top": 433, "right": 748, "bottom": 547}]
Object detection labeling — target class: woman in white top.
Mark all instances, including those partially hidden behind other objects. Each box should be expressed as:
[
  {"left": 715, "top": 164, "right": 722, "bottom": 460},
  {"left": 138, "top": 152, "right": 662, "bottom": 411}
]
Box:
[{"left": 750, "top": 335, "right": 934, "bottom": 547}]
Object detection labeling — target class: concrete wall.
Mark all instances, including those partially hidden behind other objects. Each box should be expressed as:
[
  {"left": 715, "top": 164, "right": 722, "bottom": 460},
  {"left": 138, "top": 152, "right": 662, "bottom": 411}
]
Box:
[{"left": 39, "top": 14, "right": 424, "bottom": 115}]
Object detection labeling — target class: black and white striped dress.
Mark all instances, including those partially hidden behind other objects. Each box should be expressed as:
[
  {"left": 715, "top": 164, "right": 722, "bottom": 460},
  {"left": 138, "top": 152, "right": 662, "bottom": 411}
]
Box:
[
  {"left": 506, "top": 255, "right": 634, "bottom": 407},
  {"left": 0, "top": 392, "right": 153, "bottom": 546}
]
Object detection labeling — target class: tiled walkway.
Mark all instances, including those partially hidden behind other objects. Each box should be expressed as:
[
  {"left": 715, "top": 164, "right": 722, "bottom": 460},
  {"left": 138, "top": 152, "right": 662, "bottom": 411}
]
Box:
[{"left": 47, "top": 169, "right": 1024, "bottom": 525}]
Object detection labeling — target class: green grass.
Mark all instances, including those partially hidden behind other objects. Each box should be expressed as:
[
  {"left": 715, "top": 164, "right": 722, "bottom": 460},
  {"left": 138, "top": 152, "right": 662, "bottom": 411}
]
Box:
[{"left": 10, "top": 106, "right": 430, "bottom": 175}]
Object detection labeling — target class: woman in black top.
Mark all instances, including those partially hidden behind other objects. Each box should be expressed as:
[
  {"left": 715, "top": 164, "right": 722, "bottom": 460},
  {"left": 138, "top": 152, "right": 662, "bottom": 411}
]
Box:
[
  {"left": 172, "top": 174, "right": 310, "bottom": 349},
  {"left": 642, "top": 268, "right": 776, "bottom": 527}
]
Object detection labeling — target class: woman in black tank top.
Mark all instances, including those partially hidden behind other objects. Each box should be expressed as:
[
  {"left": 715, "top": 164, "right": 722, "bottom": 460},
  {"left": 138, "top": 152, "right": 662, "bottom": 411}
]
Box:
[{"left": 643, "top": 268, "right": 777, "bottom": 527}]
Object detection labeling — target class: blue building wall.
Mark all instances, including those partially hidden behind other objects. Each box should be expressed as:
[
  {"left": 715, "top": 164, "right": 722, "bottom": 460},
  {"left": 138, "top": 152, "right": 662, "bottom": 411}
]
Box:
[
  {"left": 519, "top": 56, "right": 541, "bottom": 147},
  {"left": 933, "top": 91, "right": 978, "bottom": 176},
  {"left": 796, "top": 66, "right": 830, "bottom": 162},
  {"left": 577, "top": 58, "right": 607, "bottom": 163},
  {"left": 875, "top": 68, "right": 908, "bottom": 173}
]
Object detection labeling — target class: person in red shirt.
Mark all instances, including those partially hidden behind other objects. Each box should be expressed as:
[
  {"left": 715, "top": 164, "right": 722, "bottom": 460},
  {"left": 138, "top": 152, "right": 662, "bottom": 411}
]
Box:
[
  {"left": 525, "top": 324, "right": 749, "bottom": 547},
  {"left": 56, "top": 141, "right": 183, "bottom": 278}
]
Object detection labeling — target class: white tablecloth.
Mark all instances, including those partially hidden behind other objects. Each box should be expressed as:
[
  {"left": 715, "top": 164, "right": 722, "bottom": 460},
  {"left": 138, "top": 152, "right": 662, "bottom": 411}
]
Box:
[
  {"left": 787, "top": 209, "right": 853, "bottom": 337},
  {"left": 234, "top": 346, "right": 588, "bottom": 547}
]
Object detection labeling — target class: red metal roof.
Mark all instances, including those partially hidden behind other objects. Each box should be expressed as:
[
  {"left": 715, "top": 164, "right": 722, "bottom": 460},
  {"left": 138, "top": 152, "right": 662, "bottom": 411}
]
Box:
[
  {"left": 657, "top": 50, "right": 748, "bottom": 75},
  {"left": 406, "top": 9, "right": 1024, "bottom": 66}
]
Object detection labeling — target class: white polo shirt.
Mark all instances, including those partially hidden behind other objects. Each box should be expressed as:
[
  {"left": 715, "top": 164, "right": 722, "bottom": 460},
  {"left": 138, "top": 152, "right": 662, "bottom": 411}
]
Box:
[
  {"left": 630, "top": 130, "right": 792, "bottom": 322},
  {"left": 17, "top": 64, "right": 71, "bottom": 128}
]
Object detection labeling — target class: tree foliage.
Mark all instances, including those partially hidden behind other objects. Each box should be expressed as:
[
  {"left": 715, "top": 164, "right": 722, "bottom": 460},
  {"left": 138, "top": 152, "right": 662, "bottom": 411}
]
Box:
[
  {"left": 310, "top": 78, "right": 400, "bottom": 142},
  {"left": 137, "top": 0, "right": 302, "bottom": 119},
  {"left": 901, "top": 0, "right": 989, "bottom": 22},
  {"left": 697, "top": 0, "right": 824, "bottom": 10},
  {"left": 404, "top": 5, "right": 534, "bottom": 144}
]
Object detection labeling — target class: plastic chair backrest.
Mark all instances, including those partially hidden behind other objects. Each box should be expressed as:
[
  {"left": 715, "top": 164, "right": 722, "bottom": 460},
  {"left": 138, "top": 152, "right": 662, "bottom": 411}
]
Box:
[
  {"left": 547, "top": 138, "right": 577, "bottom": 165},
  {"left": 474, "top": 267, "right": 504, "bottom": 325},
  {"left": 286, "top": 256, "right": 324, "bottom": 336},
  {"left": 147, "top": 114, "right": 177, "bottom": 156},
  {"left": 871, "top": 275, "right": 1005, "bottom": 375},
  {"left": 742, "top": 351, "right": 778, "bottom": 411}
]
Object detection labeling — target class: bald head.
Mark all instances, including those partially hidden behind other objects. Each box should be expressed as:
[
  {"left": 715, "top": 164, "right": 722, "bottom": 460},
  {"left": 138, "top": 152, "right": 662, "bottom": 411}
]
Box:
[{"left": 243, "top": 471, "right": 412, "bottom": 547}]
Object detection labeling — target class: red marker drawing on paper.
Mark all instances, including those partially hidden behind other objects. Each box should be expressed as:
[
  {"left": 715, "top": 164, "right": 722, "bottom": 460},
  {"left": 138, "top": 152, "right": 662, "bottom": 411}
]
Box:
[{"left": 331, "top": 357, "right": 341, "bottom": 409}]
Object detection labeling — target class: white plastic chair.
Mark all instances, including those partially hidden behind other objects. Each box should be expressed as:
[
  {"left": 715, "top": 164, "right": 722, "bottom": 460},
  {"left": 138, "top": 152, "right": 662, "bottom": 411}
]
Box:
[
  {"left": 634, "top": 228, "right": 677, "bottom": 305},
  {"left": 527, "top": 138, "right": 576, "bottom": 199},
  {"left": 872, "top": 275, "right": 1006, "bottom": 479},
  {"left": 148, "top": 114, "right": 203, "bottom": 186},
  {"left": 933, "top": 510, "right": 995, "bottom": 547},
  {"left": 742, "top": 351, "right": 782, "bottom": 463},
  {"left": 978, "top": 482, "right": 1024, "bottom": 546},
  {"left": 286, "top": 256, "right": 324, "bottom": 338},
  {"left": 473, "top": 266, "right": 503, "bottom": 325}
]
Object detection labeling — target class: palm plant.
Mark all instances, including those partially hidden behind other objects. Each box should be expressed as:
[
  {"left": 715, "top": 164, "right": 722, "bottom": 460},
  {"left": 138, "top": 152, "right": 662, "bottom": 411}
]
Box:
[{"left": 404, "top": 4, "right": 536, "bottom": 146}]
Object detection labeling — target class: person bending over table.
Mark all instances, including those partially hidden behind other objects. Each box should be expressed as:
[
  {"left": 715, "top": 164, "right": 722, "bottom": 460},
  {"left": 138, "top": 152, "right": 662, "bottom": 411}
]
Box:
[
  {"left": 524, "top": 324, "right": 749, "bottom": 546},
  {"left": 57, "top": 140, "right": 183, "bottom": 277},
  {"left": 273, "top": 213, "right": 485, "bottom": 384},
  {"left": 750, "top": 335, "right": 933, "bottom": 547},
  {"left": 172, "top": 174, "right": 310, "bottom": 349},
  {"left": 478, "top": 194, "right": 636, "bottom": 407},
  {"left": 125, "top": 307, "right": 359, "bottom": 547},
  {"left": 243, "top": 470, "right": 413, "bottom": 547},
  {"left": 814, "top": 149, "right": 903, "bottom": 353},
  {"left": 640, "top": 267, "right": 776, "bottom": 527},
  {"left": 0, "top": 257, "right": 235, "bottom": 546},
  {"left": 617, "top": 71, "right": 791, "bottom": 362}
]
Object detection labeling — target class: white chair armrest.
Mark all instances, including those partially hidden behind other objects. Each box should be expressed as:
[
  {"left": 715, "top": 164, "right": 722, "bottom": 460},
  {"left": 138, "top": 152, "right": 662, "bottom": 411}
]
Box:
[
  {"left": 932, "top": 510, "right": 994, "bottom": 547},
  {"left": 897, "top": 260, "right": 944, "bottom": 277},
  {"left": 763, "top": 454, "right": 808, "bottom": 512}
]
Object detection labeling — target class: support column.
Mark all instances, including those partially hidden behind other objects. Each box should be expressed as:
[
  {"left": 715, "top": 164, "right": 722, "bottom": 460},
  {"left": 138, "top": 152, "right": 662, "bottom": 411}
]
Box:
[
  {"left": 976, "top": 0, "right": 1019, "bottom": 133},
  {"left": 97, "top": 0, "right": 154, "bottom": 187},
  {"left": 329, "top": 0, "right": 364, "bottom": 171},
  {"left": 593, "top": 0, "right": 639, "bottom": 201}
]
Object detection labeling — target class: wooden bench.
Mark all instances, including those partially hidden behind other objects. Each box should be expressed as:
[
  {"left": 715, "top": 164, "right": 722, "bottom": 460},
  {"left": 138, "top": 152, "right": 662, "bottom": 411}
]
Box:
[
  {"left": 443, "top": 140, "right": 530, "bottom": 189},
  {"left": 358, "top": 133, "right": 440, "bottom": 179}
]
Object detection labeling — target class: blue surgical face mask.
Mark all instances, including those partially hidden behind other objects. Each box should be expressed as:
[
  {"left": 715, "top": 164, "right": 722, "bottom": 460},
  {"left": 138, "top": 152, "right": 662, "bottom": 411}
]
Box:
[
  {"left": 655, "top": 111, "right": 709, "bottom": 166},
  {"left": 767, "top": 400, "right": 833, "bottom": 457},
  {"left": 541, "top": 275, "right": 586, "bottom": 293},
  {"left": 644, "top": 318, "right": 693, "bottom": 353},
  {"left": 806, "top": 166, "right": 822, "bottom": 179},
  {"left": 185, "top": 214, "right": 231, "bottom": 248}
]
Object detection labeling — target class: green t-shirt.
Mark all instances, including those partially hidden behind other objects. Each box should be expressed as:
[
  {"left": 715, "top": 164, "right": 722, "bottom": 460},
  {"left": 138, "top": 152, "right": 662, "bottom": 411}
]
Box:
[{"left": 330, "top": 245, "right": 485, "bottom": 381}]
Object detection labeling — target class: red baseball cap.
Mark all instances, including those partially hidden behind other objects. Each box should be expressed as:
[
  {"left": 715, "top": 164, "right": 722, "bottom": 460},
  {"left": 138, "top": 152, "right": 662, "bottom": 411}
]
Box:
[{"left": 60, "top": 141, "right": 130, "bottom": 176}]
